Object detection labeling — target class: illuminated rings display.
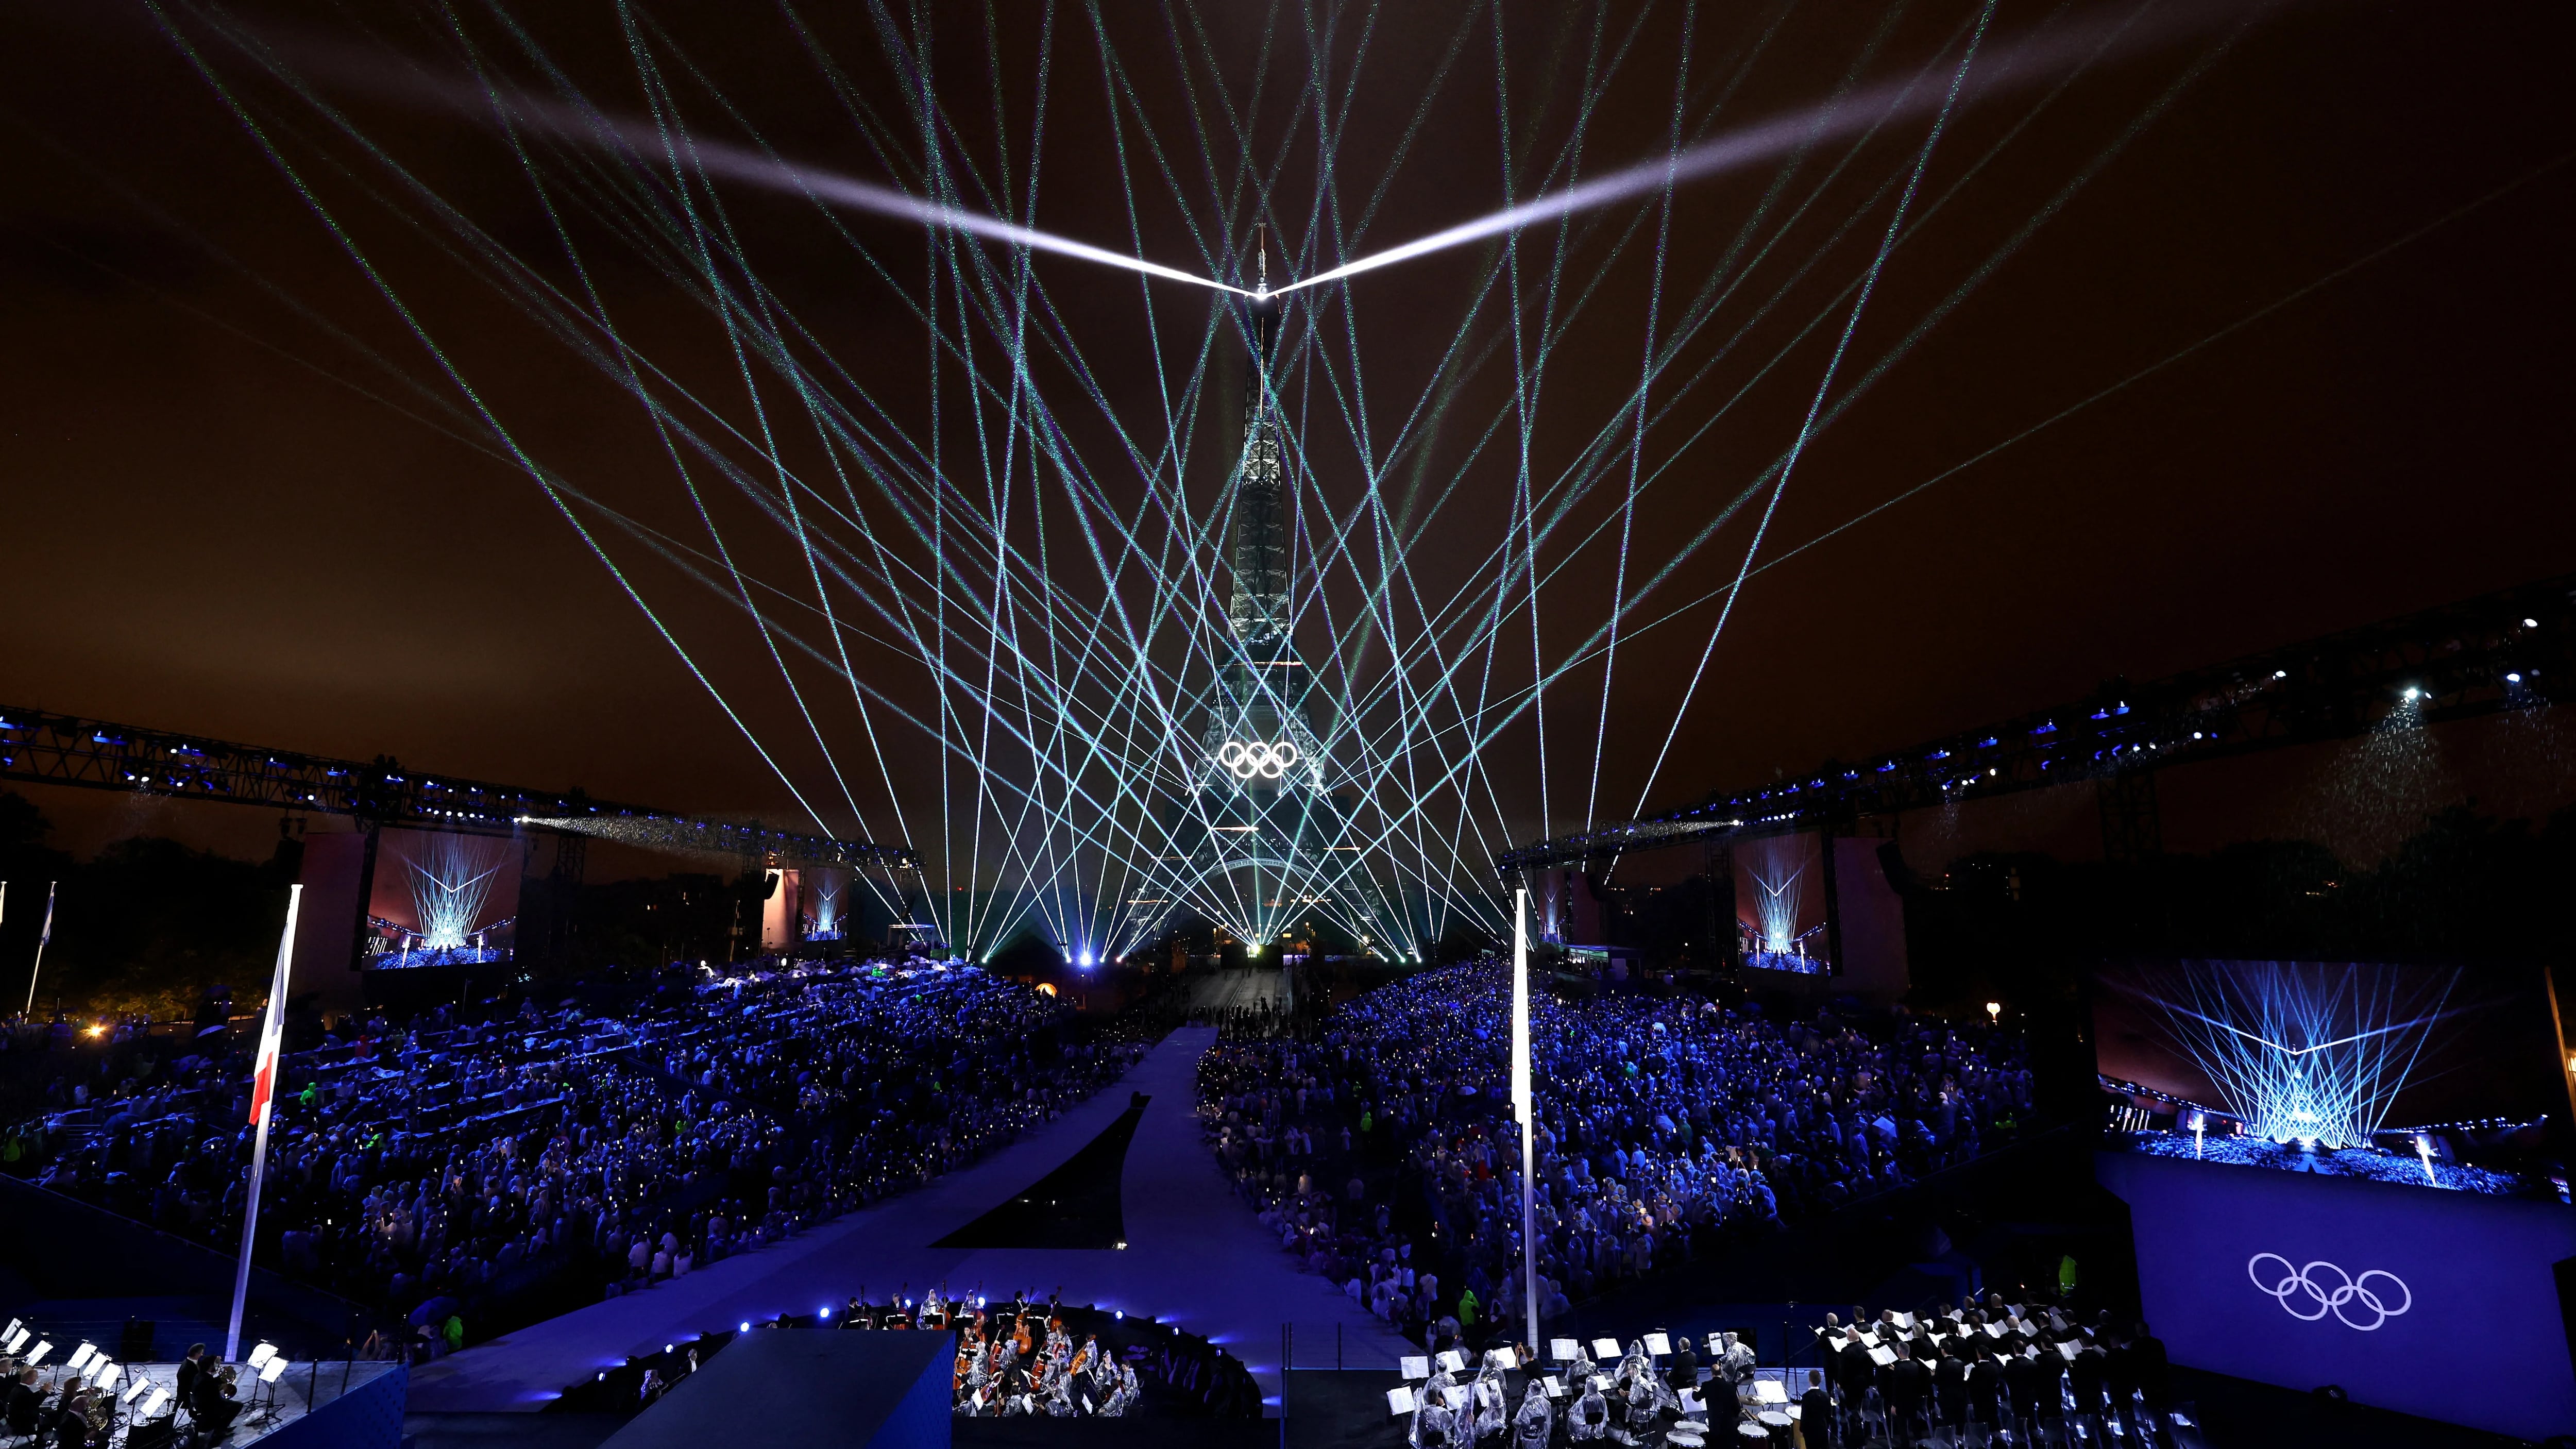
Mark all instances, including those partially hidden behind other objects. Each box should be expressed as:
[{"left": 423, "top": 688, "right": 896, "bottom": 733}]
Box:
[
  {"left": 1217, "top": 739, "right": 1300, "bottom": 780},
  {"left": 2247, "top": 1254, "right": 2411, "bottom": 1330}
]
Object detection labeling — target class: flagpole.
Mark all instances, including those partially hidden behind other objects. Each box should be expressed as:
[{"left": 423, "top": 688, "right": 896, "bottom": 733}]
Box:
[
  {"left": 1513, "top": 885, "right": 1539, "bottom": 1352},
  {"left": 227, "top": 884, "right": 302, "bottom": 1363},
  {"left": 23, "top": 882, "right": 54, "bottom": 1016}
]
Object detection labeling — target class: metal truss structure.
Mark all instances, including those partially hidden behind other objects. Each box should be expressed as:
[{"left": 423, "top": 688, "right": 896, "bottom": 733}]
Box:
[
  {"left": 1498, "top": 570, "right": 2575, "bottom": 878},
  {"left": 0, "top": 705, "right": 919, "bottom": 873}
]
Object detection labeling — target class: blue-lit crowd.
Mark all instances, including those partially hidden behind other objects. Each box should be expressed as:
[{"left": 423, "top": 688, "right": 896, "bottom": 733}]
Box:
[
  {"left": 3, "top": 964, "right": 1144, "bottom": 1351},
  {"left": 1198, "top": 962, "right": 2031, "bottom": 1342}
]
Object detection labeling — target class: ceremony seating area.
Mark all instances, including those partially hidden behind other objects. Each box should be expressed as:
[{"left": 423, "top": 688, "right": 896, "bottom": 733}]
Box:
[
  {"left": 1199, "top": 962, "right": 2032, "bottom": 1346},
  {"left": 1, "top": 964, "right": 1146, "bottom": 1351}
]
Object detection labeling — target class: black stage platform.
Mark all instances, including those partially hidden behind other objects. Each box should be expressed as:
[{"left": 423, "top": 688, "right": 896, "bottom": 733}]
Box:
[{"left": 597, "top": 1330, "right": 951, "bottom": 1449}]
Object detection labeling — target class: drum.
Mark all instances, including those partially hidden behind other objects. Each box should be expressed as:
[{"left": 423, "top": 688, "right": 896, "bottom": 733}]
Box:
[
  {"left": 1758, "top": 1410, "right": 1794, "bottom": 1446},
  {"left": 1666, "top": 1435, "right": 1704, "bottom": 1448},
  {"left": 1734, "top": 1422, "right": 1770, "bottom": 1442},
  {"left": 1674, "top": 1422, "right": 1709, "bottom": 1436}
]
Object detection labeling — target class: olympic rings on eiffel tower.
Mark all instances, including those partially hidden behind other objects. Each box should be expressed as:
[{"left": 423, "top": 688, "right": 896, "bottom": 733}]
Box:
[{"left": 1217, "top": 739, "right": 1300, "bottom": 780}]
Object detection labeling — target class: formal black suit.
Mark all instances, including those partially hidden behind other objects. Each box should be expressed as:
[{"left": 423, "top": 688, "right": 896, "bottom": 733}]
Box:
[
  {"left": 1800, "top": 1386, "right": 1833, "bottom": 1446},
  {"left": 2104, "top": 1340, "right": 2140, "bottom": 1406},
  {"left": 1933, "top": 1353, "right": 1968, "bottom": 1426},
  {"left": 2132, "top": 1334, "right": 2170, "bottom": 1408},
  {"left": 1836, "top": 1343, "right": 1874, "bottom": 1405},
  {"left": 1964, "top": 1357, "right": 2004, "bottom": 1425},
  {"left": 2068, "top": 1345, "right": 2109, "bottom": 1417},
  {"left": 1884, "top": 1357, "right": 1931, "bottom": 1429},
  {"left": 1666, "top": 1345, "right": 1699, "bottom": 1395}
]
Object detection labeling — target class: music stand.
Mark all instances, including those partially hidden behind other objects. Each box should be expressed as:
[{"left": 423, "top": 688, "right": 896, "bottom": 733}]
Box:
[{"left": 236, "top": 1355, "right": 292, "bottom": 1431}]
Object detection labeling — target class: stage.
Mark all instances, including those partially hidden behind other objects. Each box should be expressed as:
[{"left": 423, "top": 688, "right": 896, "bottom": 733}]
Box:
[
  {"left": 2, "top": 1358, "right": 407, "bottom": 1449},
  {"left": 406, "top": 1027, "right": 1411, "bottom": 1414},
  {"left": 2099, "top": 1146, "right": 2576, "bottom": 1441}
]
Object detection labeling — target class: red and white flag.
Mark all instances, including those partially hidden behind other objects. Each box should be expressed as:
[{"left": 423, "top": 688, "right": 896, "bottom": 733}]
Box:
[{"left": 246, "top": 887, "right": 302, "bottom": 1126}]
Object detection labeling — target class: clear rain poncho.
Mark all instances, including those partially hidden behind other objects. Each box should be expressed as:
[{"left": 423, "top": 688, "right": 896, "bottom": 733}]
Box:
[
  {"left": 1470, "top": 1364, "right": 1509, "bottom": 1442},
  {"left": 1409, "top": 1377, "right": 1461, "bottom": 1449},
  {"left": 1567, "top": 1378, "right": 1613, "bottom": 1441},
  {"left": 1512, "top": 1380, "right": 1555, "bottom": 1447}
]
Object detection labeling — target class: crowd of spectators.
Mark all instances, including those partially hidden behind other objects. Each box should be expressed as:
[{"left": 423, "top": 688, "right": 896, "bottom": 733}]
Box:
[
  {"left": 2, "top": 962, "right": 1145, "bottom": 1352},
  {"left": 1197, "top": 961, "right": 2032, "bottom": 1346}
]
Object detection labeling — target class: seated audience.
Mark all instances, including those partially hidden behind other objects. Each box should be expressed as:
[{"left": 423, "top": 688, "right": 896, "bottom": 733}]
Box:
[{"left": 1197, "top": 960, "right": 2029, "bottom": 1343}]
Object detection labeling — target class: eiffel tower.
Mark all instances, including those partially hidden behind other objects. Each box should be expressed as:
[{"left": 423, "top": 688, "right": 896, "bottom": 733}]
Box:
[{"left": 1149, "top": 237, "right": 1381, "bottom": 953}]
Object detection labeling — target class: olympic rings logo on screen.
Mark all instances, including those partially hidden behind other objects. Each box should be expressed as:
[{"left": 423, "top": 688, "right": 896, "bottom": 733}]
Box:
[
  {"left": 2247, "top": 1254, "right": 2412, "bottom": 1331},
  {"left": 1217, "top": 739, "right": 1300, "bottom": 780}
]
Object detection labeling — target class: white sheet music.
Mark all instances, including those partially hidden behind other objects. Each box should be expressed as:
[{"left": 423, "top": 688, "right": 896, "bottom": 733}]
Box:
[
  {"left": 1643, "top": 1333, "right": 1672, "bottom": 1357},
  {"left": 1387, "top": 1386, "right": 1417, "bottom": 1416},
  {"left": 1551, "top": 1338, "right": 1580, "bottom": 1362},
  {"left": 1753, "top": 1379, "right": 1788, "bottom": 1404},
  {"left": 1438, "top": 1350, "right": 1466, "bottom": 1373},
  {"left": 1489, "top": 1347, "right": 1519, "bottom": 1370},
  {"left": 1401, "top": 1356, "right": 1431, "bottom": 1380},
  {"left": 1869, "top": 1346, "right": 1897, "bottom": 1367},
  {"left": 1592, "top": 1338, "right": 1622, "bottom": 1360},
  {"left": 1545, "top": 1377, "right": 1567, "bottom": 1399}
]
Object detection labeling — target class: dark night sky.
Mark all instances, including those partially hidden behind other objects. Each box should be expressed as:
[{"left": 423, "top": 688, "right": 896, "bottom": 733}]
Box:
[{"left": 2, "top": 0, "right": 2570, "bottom": 879}]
